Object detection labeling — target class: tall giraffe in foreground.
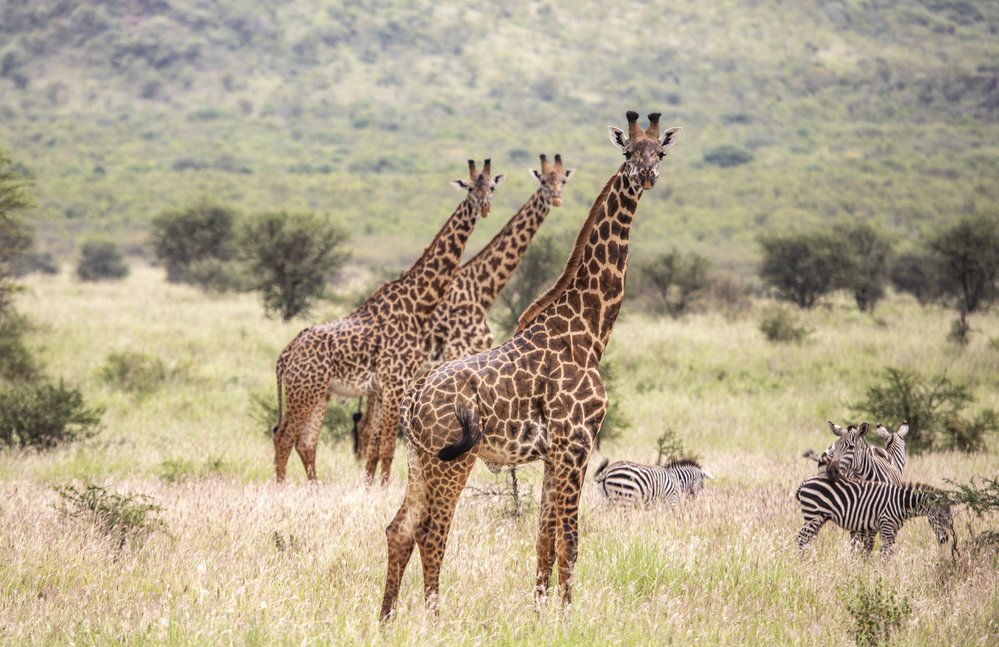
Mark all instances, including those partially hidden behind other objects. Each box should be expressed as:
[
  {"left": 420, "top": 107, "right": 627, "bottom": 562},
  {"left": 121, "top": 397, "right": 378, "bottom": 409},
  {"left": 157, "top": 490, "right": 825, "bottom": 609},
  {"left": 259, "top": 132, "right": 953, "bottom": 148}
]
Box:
[
  {"left": 272, "top": 160, "right": 505, "bottom": 484},
  {"left": 355, "top": 154, "right": 574, "bottom": 460},
  {"left": 380, "top": 112, "right": 681, "bottom": 620}
]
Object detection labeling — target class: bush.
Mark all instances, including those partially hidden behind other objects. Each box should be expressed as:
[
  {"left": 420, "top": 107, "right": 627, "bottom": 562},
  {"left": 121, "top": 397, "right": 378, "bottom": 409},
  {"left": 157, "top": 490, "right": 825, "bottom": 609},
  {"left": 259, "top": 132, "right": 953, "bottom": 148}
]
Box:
[
  {"left": 0, "top": 380, "right": 103, "bottom": 449},
  {"left": 703, "top": 145, "right": 754, "bottom": 168},
  {"left": 891, "top": 249, "right": 941, "bottom": 305},
  {"left": 159, "top": 456, "right": 225, "bottom": 483},
  {"left": 99, "top": 350, "right": 168, "bottom": 394},
  {"left": 636, "top": 248, "right": 711, "bottom": 318},
  {"left": 150, "top": 200, "right": 239, "bottom": 287},
  {"left": 239, "top": 211, "right": 351, "bottom": 320},
  {"left": 853, "top": 367, "right": 996, "bottom": 453},
  {"left": 759, "top": 306, "right": 811, "bottom": 343},
  {"left": 249, "top": 391, "right": 353, "bottom": 443},
  {"left": 758, "top": 230, "right": 848, "bottom": 308},
  {"left": 655, "top": 427, "right": 697, "bottom": 465},
  {"left": 76, "top": 239, "right": 129, "bottom": 281},
  {"left": 834, "top": 222, "right": 893, "bottom": 312},
  {"left": 0, "top": 310, "right": 39, "bottom": 382},
  {"left": 54, "top": 482, "right": 165, "bottom": 549},
  {"left": 845, "top": 576, "right": 911, "bottom": 647}
]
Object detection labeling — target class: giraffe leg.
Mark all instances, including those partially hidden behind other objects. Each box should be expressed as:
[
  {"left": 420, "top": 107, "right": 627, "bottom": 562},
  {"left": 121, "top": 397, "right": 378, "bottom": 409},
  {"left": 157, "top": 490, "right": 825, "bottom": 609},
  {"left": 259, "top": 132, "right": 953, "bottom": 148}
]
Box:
[
  {"left": 534, "top": 463, "right": 557, "bottom": 607},
  {"left": 294, "top": 401, "right": 327, "bottom": 481},
  {"left": 376, "top": 388, "right": 404, "bottom": 485},
  {"left": 380, "top": 451, "right": 426, "bottom": 622},
  {"left": 414, "top": 454, "right": 476, "bottom": 615},
  {"left": 552, "top": 443, "right": 591, "bottom": 609},
  {"left": 273, "top": 398, "right": 317, "bottom": 482},
  {"left": 362, "top": 394, "right": 385, "bottom": 485}
]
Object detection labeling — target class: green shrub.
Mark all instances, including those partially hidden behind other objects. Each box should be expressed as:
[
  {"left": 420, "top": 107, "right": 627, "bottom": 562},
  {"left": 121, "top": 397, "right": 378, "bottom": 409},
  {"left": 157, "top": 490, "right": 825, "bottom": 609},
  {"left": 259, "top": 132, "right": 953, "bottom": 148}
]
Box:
[
  {"left": 890, "top": 250, "right": 940, "bottom": 305},
  {"left": 99, "top": 350, "right": 168, "bottom": 394},
  {"left": 0, "top": 380, "right": 103, "bottom": 449},
  {"left": 834, "top": 222, "right": 893, "bottom": 312},
  {"left": 703, "top": 145, "right": 754, "bottom": 168},
  {"left": 845, "top": 576, "right": 911, "bottom": 647},
  {"left": 149, "top": 200, "right": 239, "bottom": 287},
  {"left": 853, "top": 367, "right": 996, "bottom": 453},
  {"left": 76, "top": 239, "right": 129, "bottom": 281},
  {"left": 159, "top": 456, "right": 225, "bottom": 483},
  {"left": 635, "top": 248, "right": 711, "bottom": 318},
  {"left": 239, "top": 211, "right": 351, "bottom": 321},
  {"left": 759, "top": 307, "right": 811, "bottom": 343},
  {"left": 654, "top": 427, "right": 697, "bottom": 465},
  {"left": 54, "top": 482, "right": 165, "bottom": 549},
  {"left": 249, "top": 391, "right": 353, "bottom": 443},
  {"left": 758, "top": 231, "right": 849, "bottom": 308},
  {"left": 0, "top": 310, "right": 39, "bottom": 382}
]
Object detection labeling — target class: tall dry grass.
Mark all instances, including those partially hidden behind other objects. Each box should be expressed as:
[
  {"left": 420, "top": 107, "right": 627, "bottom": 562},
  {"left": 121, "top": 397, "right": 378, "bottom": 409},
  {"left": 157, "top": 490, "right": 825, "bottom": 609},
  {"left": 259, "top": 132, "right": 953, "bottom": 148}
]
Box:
[{"left": 1, "top": 266, "right": 996, "bottom": 644}]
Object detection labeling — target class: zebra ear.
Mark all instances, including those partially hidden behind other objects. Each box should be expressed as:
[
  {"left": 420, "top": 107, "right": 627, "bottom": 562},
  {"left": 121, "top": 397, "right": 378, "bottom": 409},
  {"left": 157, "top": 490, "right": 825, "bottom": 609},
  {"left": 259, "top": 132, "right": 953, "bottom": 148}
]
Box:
[
  {"left": 857, "top": 421, "right": 870, "bottom": 436},
  {"left": 827, "top": 421, "right": 843, "bottom": 436},
  {"left": 897, "top": 422, "right": 909, "bottom": 438},
  {"left": 875, "top": 424, "right": 890, "bottom": 440}
]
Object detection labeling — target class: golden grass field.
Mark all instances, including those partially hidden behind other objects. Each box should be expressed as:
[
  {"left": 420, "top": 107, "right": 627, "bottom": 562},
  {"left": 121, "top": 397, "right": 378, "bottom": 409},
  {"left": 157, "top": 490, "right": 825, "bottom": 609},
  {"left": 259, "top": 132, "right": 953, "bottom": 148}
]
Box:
[{"left": 1, "top": 266, "right": 997, "bottom": 645}]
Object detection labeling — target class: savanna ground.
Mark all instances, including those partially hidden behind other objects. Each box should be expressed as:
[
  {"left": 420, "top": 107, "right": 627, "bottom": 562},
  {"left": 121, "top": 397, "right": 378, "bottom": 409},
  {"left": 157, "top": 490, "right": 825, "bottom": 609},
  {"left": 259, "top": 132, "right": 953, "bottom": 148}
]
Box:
[{"left": 1, "top": 266, "right": 997, "bottom": 645}]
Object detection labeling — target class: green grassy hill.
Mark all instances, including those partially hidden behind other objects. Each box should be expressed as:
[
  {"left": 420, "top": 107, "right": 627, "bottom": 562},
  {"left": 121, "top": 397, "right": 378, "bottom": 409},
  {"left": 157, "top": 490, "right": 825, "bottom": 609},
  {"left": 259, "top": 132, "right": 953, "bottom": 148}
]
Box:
[{"left": 1, "top": 0, "right": 997, "bottom": 272}]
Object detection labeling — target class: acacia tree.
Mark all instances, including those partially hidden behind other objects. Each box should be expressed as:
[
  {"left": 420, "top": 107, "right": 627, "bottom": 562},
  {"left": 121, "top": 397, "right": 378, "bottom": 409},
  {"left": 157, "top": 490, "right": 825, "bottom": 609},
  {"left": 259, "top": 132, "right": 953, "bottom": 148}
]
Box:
[
  {"left": 835, "top": 222, "right": 893, "bottom": 312},
  {"left": 758, "top": 230, "right": 848, "bottom": 308},
  {"left": 637, "top": 248, "right": 711, "bottom": 318},
  {"left": 150, "top": 200, "right": 238, "bottom": 288},
  {"left": 239, "top": 211, "right": 350, "bottom": 320},
  {"left": 927, "top": 213, "right": 999, "bottom": 343}
]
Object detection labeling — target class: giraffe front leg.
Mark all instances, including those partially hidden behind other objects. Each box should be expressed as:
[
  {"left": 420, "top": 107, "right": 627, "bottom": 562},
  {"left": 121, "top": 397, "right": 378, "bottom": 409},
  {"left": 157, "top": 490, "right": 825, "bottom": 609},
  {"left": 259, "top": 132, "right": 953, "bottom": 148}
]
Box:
[
  {"left": 376, "top": 387, "right": 404, "bottom": 486},
  {"left": 273, "top": 397, "right": 314, "bottom": 482},
  {"left": 553, "top": 438, "right": 592, "bottom": 610},
  {"left": 414, "top": 453, "right": 476, "bottom": 616},
  {"left": 535, "top": 462, "right": 557, "bottom": 608},
  {"left": 362, "top": 393, "right": 385, "bottom": 485},
  {"left": 295, "top": 401, "right": 328, "bottom": 482}
]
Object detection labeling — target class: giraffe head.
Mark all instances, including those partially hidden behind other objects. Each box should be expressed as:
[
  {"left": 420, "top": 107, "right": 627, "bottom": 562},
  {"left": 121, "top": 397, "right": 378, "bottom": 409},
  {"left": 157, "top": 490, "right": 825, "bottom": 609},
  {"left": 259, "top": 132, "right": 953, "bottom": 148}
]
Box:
[
  {"left": 451, "top": 159, "right": 505, "bottom": 218},
  {"left": 608, "top": 111, "right": 682, "bottom": 189},
  {"left": 531, "top": 154, "right": 574, "bottom": 207}
]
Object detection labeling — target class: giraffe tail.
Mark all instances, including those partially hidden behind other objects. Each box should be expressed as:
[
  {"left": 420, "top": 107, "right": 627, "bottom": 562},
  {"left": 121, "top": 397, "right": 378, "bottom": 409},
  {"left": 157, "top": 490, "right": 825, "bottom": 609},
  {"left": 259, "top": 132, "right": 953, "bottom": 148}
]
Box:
[
  {"left": 438, "top": 407, "right": 482, "bottom": 461},
  {"left": 593, "top": 457, "right": 610, "bottom": 482}
]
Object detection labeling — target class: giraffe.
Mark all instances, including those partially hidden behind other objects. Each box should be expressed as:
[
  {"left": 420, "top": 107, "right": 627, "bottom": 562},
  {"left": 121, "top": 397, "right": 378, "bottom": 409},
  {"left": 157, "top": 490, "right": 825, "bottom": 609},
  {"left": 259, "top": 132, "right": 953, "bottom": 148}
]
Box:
[
  {"left": 354, "top": 154, "right": 575, "bottom": 461},
  {"left": 272, "top": 159, "right": 506, "bottom": 485},
  {"left": 379, "top": 112, "right": 681, "bottom": 621}
]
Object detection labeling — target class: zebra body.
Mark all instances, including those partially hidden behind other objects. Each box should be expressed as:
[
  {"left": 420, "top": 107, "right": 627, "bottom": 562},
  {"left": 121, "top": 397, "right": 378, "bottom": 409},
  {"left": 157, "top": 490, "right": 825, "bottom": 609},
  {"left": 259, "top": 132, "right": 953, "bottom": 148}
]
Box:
[
  {"left": 593, "top": 458, "right": 712, "bottom": 506},
  {"left": 795, "top": 476, "right": 955, "bottom": 558}
]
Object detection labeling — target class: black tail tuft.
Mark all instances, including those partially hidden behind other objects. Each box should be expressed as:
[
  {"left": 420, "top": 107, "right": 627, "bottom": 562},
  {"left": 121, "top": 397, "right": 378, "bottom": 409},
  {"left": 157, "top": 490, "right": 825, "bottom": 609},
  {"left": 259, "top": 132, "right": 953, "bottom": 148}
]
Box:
[
  {"left": 438, "top": 407, "right": 482, "bottom": 461},
  {"left": 593, "top": 457, "right": 610, "bottom": 482}
]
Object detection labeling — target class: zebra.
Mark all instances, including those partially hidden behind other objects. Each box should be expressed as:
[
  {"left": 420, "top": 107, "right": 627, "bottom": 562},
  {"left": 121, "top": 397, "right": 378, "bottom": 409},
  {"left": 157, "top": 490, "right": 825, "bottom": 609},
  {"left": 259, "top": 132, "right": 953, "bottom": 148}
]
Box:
[
  {"left": 593, "top": 458, "right": 712, "bottom": 506},
  {"left": 875, "top": 421, "right": 908, "bottom": 475},
  {"left": 822, "top": 421, "right": 903, "bottom": 485}
]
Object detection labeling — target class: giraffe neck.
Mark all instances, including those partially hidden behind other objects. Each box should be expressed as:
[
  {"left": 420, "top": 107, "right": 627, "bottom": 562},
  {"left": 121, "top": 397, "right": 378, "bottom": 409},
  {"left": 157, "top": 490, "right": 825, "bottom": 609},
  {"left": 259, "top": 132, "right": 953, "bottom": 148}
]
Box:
[
  {"left": 379, "top": 197, "right": 479, "bottom": 318},
  {"left": 527, "top": 166, "right": 643, "bottom": 359},
  {"left": 461, "top": 187, "right": 553, "bottom": 309}
]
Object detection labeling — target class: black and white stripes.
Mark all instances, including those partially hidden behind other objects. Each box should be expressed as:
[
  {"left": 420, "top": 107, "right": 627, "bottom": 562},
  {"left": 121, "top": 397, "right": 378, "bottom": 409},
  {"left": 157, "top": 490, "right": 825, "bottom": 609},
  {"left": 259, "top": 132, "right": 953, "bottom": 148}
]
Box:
[
  {"left": 593, "top": 458, "right": 713, "bottom": 506},
  {"left": 795, "top": 476, "right": 955, "bottom": 558}
]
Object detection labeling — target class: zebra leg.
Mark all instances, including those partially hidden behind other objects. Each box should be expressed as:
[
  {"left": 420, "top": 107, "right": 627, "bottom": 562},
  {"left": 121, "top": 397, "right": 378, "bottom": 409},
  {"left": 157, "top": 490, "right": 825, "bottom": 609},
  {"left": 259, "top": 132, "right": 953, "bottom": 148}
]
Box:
[
  {"left": 797, "top": 517, "right": 826, "bottom": 552},
  {"left": 879, "top": 522, "right": 898, "bottom": 560}
]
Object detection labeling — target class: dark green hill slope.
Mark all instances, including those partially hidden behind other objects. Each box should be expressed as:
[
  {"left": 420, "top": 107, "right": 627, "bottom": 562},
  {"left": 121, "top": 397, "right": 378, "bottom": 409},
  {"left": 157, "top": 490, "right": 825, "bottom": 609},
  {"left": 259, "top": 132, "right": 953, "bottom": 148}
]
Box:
[{"left": 1, "top": 0, "right": 997, "bottom": 272}]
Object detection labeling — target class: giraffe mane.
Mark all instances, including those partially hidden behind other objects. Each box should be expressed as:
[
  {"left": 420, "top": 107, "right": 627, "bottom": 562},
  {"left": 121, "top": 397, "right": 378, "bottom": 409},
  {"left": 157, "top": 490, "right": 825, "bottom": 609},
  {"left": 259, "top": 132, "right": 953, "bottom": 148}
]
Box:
[{"left": 516, "top": 164, "right": 624, "bottom": 332}]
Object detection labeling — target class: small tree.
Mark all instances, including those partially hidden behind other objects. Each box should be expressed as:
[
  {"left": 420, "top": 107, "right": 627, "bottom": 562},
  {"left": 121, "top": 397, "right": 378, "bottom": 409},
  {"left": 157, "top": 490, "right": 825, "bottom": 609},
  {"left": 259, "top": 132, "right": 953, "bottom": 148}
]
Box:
[
  {"left": 758, "top": 230, "right": 848, "bottom": 308},
  {"left": 76, "top": 239, "right": 129, "bottom": 281},
  {"left": 0, "top": 380, "right": 103, "bottom": 449},
  {"left": 0, "top": 147, "right": 34, "bottom": 313},
  {"left": 637, "top": 248, "right": 711, "bottom": 318},
  {"left": 239, "top": 211, "right": 350, "bottom": 320},
  {"left": 927, "top": 214, "right": 999, "bottom": 344},
  {"left": 890, "top": 250, "right": 940, "bottom": 305},
  {"left": 150, "top": 200, "right": 239, "bottom": 287},
  {"left": 834, "top": 222, "right": 893, "bottom": 312}
]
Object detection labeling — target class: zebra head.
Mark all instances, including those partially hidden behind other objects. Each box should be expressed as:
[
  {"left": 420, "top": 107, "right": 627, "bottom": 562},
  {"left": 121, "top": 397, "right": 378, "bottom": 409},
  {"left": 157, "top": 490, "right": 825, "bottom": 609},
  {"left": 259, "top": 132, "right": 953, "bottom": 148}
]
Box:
[
  {"left": 824, "top": 421, "right": 870, "bottom": 482},
  {"left": 925, "top": 492, "right": 957, "bottom": 553}
]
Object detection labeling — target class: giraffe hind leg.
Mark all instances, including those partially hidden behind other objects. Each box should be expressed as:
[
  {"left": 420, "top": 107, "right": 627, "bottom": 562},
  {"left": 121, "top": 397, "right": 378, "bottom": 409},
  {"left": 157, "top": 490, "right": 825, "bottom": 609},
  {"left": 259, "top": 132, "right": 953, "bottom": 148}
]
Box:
[
  {"left": 535, "top": 463, "right": 557, "bottom": 607},
  {"left": 380, "top": 458, "right": 426, "bottom": 622}
]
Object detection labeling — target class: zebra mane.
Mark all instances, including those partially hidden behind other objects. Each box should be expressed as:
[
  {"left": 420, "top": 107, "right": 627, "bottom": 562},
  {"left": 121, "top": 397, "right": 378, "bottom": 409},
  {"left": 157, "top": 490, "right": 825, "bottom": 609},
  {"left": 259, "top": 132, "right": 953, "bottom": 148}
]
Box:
[{"left": 662, "top": 458, "right": 701, "bottom": 470}]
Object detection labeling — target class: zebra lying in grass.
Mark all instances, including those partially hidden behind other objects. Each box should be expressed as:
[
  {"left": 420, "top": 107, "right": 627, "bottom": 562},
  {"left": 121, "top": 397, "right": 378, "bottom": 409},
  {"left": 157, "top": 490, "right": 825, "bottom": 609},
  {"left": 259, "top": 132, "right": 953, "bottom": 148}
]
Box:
[
  {"left": 593, "top": 457, "right": 713, "bottom": 506},
  {"left": 795, "top": 476, "right": 957, "bottom": 559}
]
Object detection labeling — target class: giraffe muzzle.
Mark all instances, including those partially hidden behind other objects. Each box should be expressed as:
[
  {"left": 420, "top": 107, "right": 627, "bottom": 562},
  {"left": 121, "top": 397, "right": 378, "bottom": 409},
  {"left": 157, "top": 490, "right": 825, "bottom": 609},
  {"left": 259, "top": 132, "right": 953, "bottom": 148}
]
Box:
[{"left": 552, "top": 196, "right": 562, "bottom": 207}]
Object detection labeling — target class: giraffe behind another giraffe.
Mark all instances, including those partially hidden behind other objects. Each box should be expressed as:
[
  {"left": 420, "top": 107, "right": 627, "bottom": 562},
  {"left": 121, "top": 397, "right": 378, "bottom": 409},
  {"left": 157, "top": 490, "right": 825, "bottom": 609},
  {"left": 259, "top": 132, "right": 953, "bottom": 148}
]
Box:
[{"left": 272, "top": 159, "right": 505, "bottom": 484}]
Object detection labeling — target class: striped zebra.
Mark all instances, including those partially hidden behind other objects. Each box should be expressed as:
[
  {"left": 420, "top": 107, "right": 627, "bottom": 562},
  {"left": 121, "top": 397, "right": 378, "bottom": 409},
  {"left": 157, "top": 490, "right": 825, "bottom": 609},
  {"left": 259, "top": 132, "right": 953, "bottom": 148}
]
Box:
[
  {"left": 593, "top": 458, "right": 713, "bottom": 506},
  {"left": 822, "top": 421, "right": 904, "bottom": 484},
  {"left": 795, "top": 476, "right": 956, "bottom": 559}
]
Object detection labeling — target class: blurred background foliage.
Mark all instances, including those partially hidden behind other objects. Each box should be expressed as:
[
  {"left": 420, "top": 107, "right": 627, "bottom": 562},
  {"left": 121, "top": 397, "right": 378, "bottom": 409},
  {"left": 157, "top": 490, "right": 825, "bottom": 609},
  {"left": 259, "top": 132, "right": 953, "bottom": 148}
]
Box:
[{"left": 0, "top": 0, "right": 995, "bottom": 278}]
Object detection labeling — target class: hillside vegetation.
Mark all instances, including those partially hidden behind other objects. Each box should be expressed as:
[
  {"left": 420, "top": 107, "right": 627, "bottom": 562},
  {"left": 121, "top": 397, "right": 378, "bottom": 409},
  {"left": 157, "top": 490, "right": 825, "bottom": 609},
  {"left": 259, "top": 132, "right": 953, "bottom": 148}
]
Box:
[{"left": 1, "top": 0, "right": 997, "bottom": 272}]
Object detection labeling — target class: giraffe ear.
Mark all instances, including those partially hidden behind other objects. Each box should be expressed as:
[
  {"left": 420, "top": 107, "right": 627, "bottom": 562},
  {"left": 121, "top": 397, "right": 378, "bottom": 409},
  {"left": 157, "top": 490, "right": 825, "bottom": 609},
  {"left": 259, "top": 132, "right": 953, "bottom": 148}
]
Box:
[
  {"left": 608, "top": 126, "right": 628, "bottom": 151},
  {"left": 492, "top": 174, "right": 506, "bottom": 186},
  {"left": 660, "top": 126, "right": 682, "bottom": 149},
  {"left": 531, "top": 169, "right": 543, "bottom": 181},
  {"left": 451, "top": 179, "right": 471, "bottom": 190},
  {"left": 563, "top": 168, "right": 575, "bottom": 181}
]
